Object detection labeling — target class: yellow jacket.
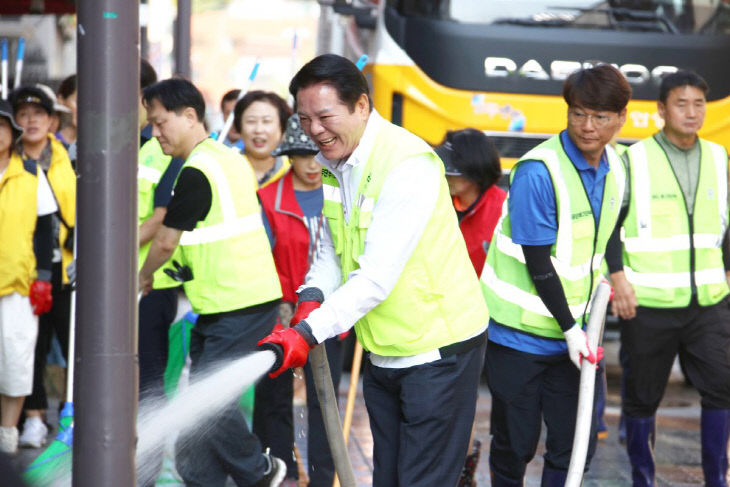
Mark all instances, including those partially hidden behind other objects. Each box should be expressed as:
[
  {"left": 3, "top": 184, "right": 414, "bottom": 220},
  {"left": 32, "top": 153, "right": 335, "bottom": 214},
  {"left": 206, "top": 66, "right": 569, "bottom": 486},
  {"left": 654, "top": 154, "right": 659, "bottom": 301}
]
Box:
[
  {"left": 0, "top": 153, "right": 39, "bottom": 296},
  {"left": 45, "top": 134, "right": 76, "bottom": 284}
]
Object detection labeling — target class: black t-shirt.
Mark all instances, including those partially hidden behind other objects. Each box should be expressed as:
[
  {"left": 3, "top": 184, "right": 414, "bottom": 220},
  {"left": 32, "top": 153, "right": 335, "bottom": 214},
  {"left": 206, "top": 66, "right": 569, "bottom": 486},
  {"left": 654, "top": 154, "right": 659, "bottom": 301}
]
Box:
[{"left": 162, "top": 167, "right": 212, "bottom": 231}]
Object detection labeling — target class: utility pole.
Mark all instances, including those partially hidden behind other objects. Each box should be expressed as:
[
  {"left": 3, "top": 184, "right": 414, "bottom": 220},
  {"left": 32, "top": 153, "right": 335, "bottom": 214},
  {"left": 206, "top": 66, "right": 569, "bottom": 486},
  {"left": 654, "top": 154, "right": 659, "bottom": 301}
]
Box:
[
  {"left": 74, "top": 1, "right": 139, "bottom": 485},
  {"left": 174, "top": 0, "right": 191, "bottom": 77}
]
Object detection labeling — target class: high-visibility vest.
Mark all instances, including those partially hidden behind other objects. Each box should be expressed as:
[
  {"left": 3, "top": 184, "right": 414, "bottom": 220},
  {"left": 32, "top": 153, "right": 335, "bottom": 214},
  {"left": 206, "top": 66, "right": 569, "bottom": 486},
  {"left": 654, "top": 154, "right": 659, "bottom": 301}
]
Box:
[
  {"left": 0, "top": 153, "right": 39, "bottom": 296},
  {"left": 178, "top": 139, "right": 281, "bottom": 314},
  {"left": 321, "top": 120, "right": 488, "bottom": 356},
  {"left": 622, "top": 136, "right": 729, "bottom": 307},
  {"left": 45, "top": 134, "right": 75, "bottom": 284},
  {"left": 138, "top": 137, "right": 181, "bottom": 290},
  {"left": 480, "top": 135, "right": 624, "bottom": 338}
]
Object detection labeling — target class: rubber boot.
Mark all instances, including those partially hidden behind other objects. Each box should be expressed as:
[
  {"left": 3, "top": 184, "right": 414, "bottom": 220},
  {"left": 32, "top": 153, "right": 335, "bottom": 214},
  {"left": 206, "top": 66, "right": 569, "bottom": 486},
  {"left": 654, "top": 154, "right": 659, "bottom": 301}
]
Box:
[
  {"left": 540, "top": 466, "right": 568, "bottom": 487},
  {"left": 625, "top": 415, "right": 656, "bottom": 487},
  {"left": 701, "top": 409, "right": 730, "bottom": 487}
]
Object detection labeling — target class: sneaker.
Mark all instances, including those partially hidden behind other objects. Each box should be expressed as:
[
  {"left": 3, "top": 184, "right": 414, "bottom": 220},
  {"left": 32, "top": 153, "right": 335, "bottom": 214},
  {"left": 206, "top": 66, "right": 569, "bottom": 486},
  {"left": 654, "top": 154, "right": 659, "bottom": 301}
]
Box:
[
  {"left": 254, "top": 452, "right": 286, "bottom": 487},
  {"left": 19, "top": 416, "right": 48, "bottom": 448},
  {"left": 0, "top": 426, "right": 18, "bottom": 454}
]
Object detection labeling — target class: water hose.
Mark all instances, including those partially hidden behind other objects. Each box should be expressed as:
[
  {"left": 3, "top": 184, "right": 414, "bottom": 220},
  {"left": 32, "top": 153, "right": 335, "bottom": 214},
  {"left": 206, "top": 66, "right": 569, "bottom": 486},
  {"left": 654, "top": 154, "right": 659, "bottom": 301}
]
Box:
[
  {"left": 261, "top": 343, "right": 356, "bottom": 487},
  {"left": 565, "top": 281, "right": 611, "bottom": 487}
]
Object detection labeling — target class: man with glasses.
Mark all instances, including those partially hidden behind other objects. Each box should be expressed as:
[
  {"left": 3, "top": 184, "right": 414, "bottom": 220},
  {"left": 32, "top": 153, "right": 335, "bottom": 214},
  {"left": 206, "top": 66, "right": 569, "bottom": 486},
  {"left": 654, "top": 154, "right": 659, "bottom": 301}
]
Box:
[
  {"left": 480, "top": 64, "right": 630, "bottom": 486},
  {"left": 606, "top": 70, "right": 730, "bottom": 487}
]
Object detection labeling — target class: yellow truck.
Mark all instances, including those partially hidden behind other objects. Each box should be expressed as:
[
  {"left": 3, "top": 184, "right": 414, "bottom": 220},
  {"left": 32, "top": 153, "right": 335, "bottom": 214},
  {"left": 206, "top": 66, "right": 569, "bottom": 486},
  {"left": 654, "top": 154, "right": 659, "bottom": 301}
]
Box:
[{"left": 346, "top": 0, "right": 730, "bottom": 169}]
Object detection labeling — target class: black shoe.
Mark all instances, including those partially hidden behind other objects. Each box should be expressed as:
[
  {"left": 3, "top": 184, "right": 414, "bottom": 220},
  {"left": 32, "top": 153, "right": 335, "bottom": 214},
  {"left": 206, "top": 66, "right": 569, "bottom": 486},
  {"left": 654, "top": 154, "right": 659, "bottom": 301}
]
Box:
[{"left": 255, "top": 452, "right": 286, "bottom": 487}]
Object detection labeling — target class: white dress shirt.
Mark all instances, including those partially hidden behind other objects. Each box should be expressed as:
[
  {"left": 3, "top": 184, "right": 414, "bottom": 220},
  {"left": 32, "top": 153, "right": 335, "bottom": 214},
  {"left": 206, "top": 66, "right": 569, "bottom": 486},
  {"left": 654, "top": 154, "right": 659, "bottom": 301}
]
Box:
[{"left": 302, "top": 110, "right": 452, "bottom": 368}]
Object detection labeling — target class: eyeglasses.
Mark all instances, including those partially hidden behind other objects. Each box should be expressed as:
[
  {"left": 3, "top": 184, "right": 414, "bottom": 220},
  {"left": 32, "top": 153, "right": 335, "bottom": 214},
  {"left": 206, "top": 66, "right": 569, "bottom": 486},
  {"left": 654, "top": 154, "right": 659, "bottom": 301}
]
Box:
[{"left": 568, "top": 110, "right": 614, "bottom": 129}]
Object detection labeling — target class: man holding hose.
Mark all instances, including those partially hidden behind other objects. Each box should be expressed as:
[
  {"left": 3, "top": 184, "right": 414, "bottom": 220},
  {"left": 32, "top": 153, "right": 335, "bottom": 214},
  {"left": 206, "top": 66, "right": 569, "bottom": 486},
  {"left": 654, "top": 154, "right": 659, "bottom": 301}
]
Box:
[
  {"left": 480, "top": 64, "right": 630, "bottom": 486},
  {"left": 259, "top": 53, "right": 489, "bottom": 487}
]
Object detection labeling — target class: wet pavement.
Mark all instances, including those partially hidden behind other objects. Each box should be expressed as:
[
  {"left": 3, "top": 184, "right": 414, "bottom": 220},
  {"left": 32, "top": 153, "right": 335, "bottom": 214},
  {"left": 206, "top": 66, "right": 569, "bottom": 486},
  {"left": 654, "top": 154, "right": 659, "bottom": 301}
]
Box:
[
  {"left": 14, "top": 354, "right": 708, "bottom": 486},
  {"left": 302, "top": 368, "right": 707, "bottom": 487}
]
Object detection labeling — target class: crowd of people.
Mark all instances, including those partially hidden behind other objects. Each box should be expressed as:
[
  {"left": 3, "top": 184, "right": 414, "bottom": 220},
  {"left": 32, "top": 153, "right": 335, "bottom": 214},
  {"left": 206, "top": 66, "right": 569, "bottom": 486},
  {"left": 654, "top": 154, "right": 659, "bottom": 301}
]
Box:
[{"left": 0, "top": 51, "right": 728, "bottom": 487}]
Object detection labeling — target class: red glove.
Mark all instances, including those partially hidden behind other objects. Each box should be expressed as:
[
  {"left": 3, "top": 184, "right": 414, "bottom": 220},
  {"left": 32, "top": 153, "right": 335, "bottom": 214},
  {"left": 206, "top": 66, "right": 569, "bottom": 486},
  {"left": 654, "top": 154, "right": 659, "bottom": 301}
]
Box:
[
  {"left": 292, "top": 300, "right": 321, "bottom": 325},
  {"left": 258, "top": 327, "right": 313, "bottom": 378},
  {"left": 29, "top": 280, "right": 53, "bottom": 315}
]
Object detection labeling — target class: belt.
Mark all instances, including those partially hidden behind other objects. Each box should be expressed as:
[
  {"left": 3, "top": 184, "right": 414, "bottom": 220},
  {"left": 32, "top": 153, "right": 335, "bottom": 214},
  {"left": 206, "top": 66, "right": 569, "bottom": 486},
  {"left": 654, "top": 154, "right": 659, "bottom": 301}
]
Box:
[{"left": 439, "top": 330, "right": 487, "bottom": 358}]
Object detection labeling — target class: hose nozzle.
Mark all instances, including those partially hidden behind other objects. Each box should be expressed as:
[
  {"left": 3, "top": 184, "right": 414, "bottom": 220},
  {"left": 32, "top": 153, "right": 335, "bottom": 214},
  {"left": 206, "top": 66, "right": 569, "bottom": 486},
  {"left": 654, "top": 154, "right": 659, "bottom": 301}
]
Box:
[{"left": 258, "top": 342, "right": 284, "bottom": 374}]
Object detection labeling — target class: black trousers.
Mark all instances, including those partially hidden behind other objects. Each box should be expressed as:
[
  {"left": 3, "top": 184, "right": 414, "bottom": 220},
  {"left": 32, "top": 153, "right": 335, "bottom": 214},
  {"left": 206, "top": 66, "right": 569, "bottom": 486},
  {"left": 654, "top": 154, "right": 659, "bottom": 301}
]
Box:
[
  {"left": 485, "top": 341, "right": 598, "bottom": 481},
  {"left": 303, "top": 337, "right": 345, "bottom": 487},
  {"left": 620, "top": 297, "right": 730, "bottom": 417},
  {"left": 175, "top": 302, "right": 277, "bottom": 487},
  {"left": 25, "top": 264, "right": 71, "bottom": 411},
  {"left": 363, "top": 340, "right": 485, "bottom": 487},
  {"left": 138, "top": 287, "right": 178, "bottom": 401}
]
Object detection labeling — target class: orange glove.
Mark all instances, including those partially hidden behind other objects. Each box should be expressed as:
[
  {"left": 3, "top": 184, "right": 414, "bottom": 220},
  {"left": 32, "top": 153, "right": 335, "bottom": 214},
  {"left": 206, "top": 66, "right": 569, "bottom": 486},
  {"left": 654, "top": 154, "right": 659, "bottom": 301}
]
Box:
[{"left": 29, "top": 280, "right": 53, "bottom": 315}]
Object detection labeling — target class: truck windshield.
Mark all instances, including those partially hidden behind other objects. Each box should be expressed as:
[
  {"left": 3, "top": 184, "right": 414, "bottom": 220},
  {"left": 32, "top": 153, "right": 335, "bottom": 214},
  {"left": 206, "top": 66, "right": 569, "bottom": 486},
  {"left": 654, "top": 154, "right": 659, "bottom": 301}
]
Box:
[{"left": 391, "top": 0, "right": 730, "bottom": 34}]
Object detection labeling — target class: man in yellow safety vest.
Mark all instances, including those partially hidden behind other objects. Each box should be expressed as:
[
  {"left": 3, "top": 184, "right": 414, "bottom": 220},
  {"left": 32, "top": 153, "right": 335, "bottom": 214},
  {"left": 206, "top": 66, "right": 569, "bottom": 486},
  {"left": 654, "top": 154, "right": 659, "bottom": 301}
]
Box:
[
  {"left": 138, "top": 78, "right": 285, "bottom": 487},
  {"left": 258, "top": 53, "right": 489, "bottom": 486},
  {"left": 607, "top": 70, "right": 730, "bottom": 487}
]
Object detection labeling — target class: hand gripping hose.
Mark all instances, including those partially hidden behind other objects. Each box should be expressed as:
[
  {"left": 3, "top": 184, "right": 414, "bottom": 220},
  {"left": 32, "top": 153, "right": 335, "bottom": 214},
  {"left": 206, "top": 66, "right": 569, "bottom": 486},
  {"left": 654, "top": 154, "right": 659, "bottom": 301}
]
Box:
[{"left": 565, "top": 280, "right": 612, "bottom": 487}]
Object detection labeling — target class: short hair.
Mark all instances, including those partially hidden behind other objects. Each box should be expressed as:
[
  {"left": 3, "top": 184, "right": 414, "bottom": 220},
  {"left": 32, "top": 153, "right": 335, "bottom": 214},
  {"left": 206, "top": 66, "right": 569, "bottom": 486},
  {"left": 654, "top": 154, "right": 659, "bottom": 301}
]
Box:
[
  {"left": 289, "top": 54, "right": 372, "bottom": 112},
  {"left": 140, "top": 59, "right": 158, "bottom": 90},
  {"left": 220, "top": 89, "right": 241, "bottom": 111},
  {"left": 659, "top": 70, "right": 709, "bottom": 103},
  {"left": 562, "top": 64, "right": 631, "bottom": 113},
  {"left": 57, "top": 74, "right": 76, "bottom": 99},
  {"left": 442, "top": 128, "right": 501, "bottom": 192},
  {"left": 142, "top": 78, "right": 206, "bottom": 122},
  {"left": 233, "top": 90, "right": 292, "bottom": 134}
]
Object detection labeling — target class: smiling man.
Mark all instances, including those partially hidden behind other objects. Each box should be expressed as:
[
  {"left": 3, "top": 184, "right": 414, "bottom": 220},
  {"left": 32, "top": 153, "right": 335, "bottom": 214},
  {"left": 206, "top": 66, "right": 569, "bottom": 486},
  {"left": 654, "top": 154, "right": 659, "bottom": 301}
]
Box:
[
  {"left": 258, "top": 54, "right": 489, "bottom": 486},
  {"left": 138, "top": 78, "right": 285, "bottom": 487},
  {"left": 606, "top": 70, "right": 730, "bottom": 487},
  {"left": 480, "top": 64, "right": 630, "bottom": 485}
]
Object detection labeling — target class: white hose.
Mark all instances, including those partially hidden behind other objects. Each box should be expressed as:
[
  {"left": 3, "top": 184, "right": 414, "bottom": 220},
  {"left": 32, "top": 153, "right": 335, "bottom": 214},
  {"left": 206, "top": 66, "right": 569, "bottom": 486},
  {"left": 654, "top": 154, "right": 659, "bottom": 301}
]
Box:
[{"left": 565, "top": 281, "right": 611, "bottom": 487}]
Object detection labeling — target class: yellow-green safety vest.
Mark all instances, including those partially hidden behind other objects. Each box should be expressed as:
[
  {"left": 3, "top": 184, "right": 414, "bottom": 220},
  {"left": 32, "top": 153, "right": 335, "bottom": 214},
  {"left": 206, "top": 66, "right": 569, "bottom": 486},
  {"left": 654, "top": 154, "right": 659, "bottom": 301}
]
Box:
[
  {"left": 622, "top": 136, "right": 729, "bottom": 307},
  {"left": 480, "top": 135, "right": 624, "bottom": 338},
  {"left": 321, "top": 119, "right": 489, "bottom": 356},
  {"left": 178, "top": 139, "right": 282, "bottom": 314},
  {"left": 138, "top": 137, "right": 181, "bottom": 290}
]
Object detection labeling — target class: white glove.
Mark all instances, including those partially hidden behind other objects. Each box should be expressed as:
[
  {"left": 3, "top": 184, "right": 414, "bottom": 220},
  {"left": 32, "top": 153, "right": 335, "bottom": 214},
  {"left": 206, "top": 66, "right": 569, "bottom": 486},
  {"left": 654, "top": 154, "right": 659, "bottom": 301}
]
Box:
[{"left": 563, "top": 323, "right": 595, "bottom": 370}]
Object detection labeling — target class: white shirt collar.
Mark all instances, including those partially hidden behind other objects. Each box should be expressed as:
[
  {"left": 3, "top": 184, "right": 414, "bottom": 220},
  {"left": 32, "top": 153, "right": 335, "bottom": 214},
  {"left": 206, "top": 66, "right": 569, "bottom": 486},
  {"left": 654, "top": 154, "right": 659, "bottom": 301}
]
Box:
[{"left": 315, "top": 109, "right": 384, "bottom": 171}]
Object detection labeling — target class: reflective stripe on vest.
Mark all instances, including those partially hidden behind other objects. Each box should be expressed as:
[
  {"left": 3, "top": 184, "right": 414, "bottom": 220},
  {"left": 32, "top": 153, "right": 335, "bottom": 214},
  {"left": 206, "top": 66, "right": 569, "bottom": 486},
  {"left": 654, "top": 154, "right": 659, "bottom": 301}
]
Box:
[
  {"left": 321, "top": 120, "right": 489, "bottom": 356},
  {"left": 481, "top": 135, "right": 624, "bottom": 338},
  {"left": 622, "top": 136, "right": 729, "bottom": 307},
  {"left": 178, "top": 139, "right": 281, "bottom": 314}
]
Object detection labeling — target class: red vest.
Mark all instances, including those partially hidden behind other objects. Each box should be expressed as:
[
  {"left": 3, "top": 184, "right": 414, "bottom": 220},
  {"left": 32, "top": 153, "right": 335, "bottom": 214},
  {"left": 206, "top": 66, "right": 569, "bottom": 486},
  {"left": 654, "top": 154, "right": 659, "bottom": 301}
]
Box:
[
  {"left": 257, "top": 171, "right": 315, "bottom": 304},
  {"left": 456, "top": 184, "right": 506, "bottom": 276}
]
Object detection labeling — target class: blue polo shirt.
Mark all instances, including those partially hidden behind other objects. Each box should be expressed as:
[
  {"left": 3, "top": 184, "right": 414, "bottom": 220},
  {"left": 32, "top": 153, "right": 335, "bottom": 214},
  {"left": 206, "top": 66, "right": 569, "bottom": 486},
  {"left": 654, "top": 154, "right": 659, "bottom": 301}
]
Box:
[{"left": 489, "top": 130, "right": 610, "bottom": 355}]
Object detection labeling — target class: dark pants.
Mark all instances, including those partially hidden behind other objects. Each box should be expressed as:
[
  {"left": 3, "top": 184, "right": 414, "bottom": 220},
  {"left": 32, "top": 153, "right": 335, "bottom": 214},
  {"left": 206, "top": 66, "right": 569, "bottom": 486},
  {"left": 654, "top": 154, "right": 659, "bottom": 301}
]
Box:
[
  {"left": 303, "top": 337, "right": 344, "bottom": 487},
  {"left": 485, "top": 341, "right": 598, "bottom": 482},
  {"left": 138, "top": 287, "right": 178, "bottom": 401},
  {"left": 253, "top": 369, "right": 295, "bottom": 477},
  {"left": 25, "top": 267, "right": 71, "bottom": 411},
  {"left": 175, "top": 302, "right": 277, "bottom": 487},
  {"left": 621, "top": 297, "right": 730, "bottom": 418},
  {"left": 363, "top": 340, "right": 485, "bottom": 487}
]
